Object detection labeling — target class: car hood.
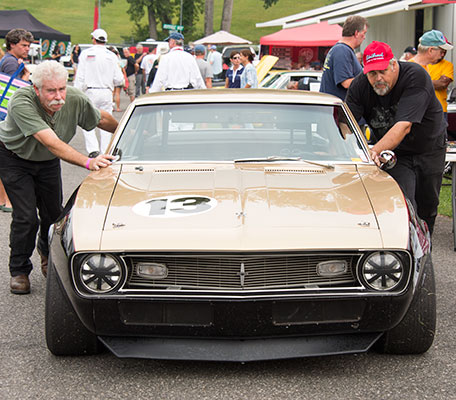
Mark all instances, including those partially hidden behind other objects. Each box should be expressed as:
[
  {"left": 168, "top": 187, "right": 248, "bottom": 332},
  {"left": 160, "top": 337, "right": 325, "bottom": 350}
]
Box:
[
  {"left": 256, "top": 55, "right": 279, "bottom": 83},
  {"left": 71, "top": 164, "right": 409, "bottom": 252}
]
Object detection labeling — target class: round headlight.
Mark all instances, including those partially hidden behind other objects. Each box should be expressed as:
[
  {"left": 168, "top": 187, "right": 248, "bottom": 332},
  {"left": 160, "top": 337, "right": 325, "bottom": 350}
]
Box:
[
  {"left": 360, "top": 252, "right": 404, "bottom": 291},
  {"left": 79, "top": 254, "right": 125, "bottom": 294}
]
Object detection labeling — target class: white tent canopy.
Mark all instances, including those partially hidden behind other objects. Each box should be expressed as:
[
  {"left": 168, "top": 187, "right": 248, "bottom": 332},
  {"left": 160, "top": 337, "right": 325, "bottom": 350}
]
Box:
[{"left": 194, "top": 30, "right": 252, "bottom": 45}]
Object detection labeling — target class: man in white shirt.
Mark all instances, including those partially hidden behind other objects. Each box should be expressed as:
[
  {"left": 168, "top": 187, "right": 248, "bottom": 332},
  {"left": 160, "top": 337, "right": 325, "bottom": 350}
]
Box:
[
  {"left": 207, "top": 45, "right": 223, "bottom": 79},
  {"left": 140, "top": 47, "right": 158, "bottom": 85},
  {"left": 74, "top": 28, "right": 124, "bottom": 156},
  {"left": 150, "top": 32, "right": 206, "bottom": 92}
]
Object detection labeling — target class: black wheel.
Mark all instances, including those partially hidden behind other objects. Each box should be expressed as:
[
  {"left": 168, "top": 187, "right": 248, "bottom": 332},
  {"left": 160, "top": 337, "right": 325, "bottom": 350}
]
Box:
[
  {"left": 375, "top": 256, "right": 436, "bottom": 354},
  {"left": 45, "top": 258, "right": 101, "bottom": 356}
]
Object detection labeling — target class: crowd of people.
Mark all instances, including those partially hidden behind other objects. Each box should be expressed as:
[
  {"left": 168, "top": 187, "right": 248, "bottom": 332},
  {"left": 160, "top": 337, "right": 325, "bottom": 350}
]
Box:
[{"left": 0, "top": 18, "right": 454, "bottom": 294}]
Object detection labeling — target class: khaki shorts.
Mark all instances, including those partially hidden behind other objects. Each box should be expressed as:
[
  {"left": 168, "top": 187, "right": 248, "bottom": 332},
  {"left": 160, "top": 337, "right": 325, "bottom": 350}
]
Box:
[{"left": 126, "top": 74, "right": 135, "bottom": 97}]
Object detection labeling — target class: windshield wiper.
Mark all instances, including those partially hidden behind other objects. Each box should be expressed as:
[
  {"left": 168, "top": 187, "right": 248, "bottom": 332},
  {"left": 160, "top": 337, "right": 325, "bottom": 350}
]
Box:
[
  {"left": 300, "top": 159, "right": 334, "bottom": 170},
  {"left": 234, "top": 156, "right": 334, "bottom": 169}
]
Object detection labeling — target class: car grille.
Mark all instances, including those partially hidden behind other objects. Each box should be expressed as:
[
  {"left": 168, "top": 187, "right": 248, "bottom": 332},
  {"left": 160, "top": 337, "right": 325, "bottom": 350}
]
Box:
[{"left": 124, "top": 253, "right": 360, "bottom": 290}]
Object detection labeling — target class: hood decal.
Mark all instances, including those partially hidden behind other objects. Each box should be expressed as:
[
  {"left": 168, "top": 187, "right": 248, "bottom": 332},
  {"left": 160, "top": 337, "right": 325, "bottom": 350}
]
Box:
[{"left": 132, "top": 195, "right": 218, "bottom": 218}]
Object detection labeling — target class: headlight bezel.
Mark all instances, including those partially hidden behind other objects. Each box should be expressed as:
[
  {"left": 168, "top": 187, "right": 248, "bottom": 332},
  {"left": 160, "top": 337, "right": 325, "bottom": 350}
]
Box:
[
  {"left": 357, "top": 250, "right": 411, "bottom": 292},
  {"left": 72, "top": 253, "right": 128, "bottom": 295}
]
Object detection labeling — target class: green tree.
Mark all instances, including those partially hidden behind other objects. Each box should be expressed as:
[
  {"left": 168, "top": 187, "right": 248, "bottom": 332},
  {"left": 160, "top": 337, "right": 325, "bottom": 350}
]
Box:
[
  {"left": 220, "top": 0, "right": 233, "bottom": 31},
  {"left": 125, "top": 0, "right": 203, "bottom": 43},
  {"left": 262, "top": 0, "right": 279, "bottom": 9},
  {"left": 125, "top": 0, "right": 174, "bottom": 42},
  {"left": 181, "top": 0, "right": 204, "bottom": 38},
  {"left": 204, "top": 0, "right": 215, "bottom": 36}
]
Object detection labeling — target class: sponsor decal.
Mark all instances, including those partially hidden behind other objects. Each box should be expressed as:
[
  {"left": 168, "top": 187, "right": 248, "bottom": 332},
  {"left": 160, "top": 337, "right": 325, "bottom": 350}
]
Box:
[{"left": 133, "top": 195, "right": 217, "bottom": 218}]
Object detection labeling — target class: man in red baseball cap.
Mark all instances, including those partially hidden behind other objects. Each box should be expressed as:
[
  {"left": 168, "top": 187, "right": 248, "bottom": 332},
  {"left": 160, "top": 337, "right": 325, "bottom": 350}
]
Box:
[{"left": 346, "top": 41, "right": 446, "bottom": 235}]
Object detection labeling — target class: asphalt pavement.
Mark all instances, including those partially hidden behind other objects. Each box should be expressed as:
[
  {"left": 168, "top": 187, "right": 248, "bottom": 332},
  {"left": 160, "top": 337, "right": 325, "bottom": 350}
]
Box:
[{"left": 0, "top": 90, "right": 455, "bottom": 399}]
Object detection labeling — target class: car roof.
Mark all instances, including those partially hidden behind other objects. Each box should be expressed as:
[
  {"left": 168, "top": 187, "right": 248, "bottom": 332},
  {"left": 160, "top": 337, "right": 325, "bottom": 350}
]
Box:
[{"left": 133, "top": 88, "right": 342, "bottom": 107}]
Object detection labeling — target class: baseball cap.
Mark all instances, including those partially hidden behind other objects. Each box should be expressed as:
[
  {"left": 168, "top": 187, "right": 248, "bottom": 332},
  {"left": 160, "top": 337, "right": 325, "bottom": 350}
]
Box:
[
  {"left": 91, "top": 28, "right": 108, "bottom": 43},
  {"left": 194, "top": 44, "right": 206, "bottom": 54},
  {"left": 165, "top": 32, "right": 184, "bottom": 41},
  {"left": 363, "top": 41, "right": 394, "bottom": 74},
  {"left": 210, "top": 45, "right": 217, "bottom": 50},
  {"left": 404, "top": 46, "right": 417, "bottom": 55},
  {"left": 419, "top": 30, "right": 453, "bottom": 50}
]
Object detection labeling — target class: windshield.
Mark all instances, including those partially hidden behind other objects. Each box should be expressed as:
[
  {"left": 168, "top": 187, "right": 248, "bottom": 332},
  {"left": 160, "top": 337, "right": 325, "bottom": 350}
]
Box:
[
  {"left": 114, "top": 103, "right": 368, "bottom": 163},
  {"left": 261, "top": 74, "right": 282, "bottom": 88}
]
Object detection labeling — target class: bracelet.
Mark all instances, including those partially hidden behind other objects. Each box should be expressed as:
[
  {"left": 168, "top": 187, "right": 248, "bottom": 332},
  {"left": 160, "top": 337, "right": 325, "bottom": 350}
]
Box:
[{"left": 85, "top": 158, "right": 92, "bottom": 170}]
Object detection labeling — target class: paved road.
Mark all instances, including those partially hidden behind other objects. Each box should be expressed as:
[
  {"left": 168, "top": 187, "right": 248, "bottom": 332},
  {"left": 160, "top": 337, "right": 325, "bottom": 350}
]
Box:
[{"left": 0, "top": 91, "right": 455, "bottom": 399}]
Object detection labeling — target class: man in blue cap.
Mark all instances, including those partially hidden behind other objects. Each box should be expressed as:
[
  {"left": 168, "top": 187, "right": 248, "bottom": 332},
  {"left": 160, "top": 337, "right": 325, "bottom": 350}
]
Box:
[
  {"left": 149, "top": 32, "right": 205, "bottom": 92},
  {"left": 194, "top": 44, "right": 213, "bottom": 88},
  {"left": 410, "top": 29, "right": 453, "bottom": 68},
  {"left": 207, "top": 44, "right": 223, "bottom": 79}
]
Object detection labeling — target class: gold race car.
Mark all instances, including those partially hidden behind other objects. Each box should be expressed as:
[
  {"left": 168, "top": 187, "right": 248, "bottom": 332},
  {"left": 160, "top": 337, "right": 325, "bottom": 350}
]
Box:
[{"left": 46, "top": 89, "right": 435, "bottom": 361}]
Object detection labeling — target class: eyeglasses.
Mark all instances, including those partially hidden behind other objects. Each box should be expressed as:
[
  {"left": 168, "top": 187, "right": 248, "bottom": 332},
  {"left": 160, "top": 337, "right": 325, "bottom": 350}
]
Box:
[{"left": 232, "top": 56, "right": 240, "bottom": 60}]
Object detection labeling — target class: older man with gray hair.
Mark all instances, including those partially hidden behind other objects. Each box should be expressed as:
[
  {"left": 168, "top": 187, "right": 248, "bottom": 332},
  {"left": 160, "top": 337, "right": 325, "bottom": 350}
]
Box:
[
  {"left": 346, "top": 41, "right": 446, "bottom": 236},
  {"left": 409, "top": 29, "right": 453, "bottom": 68},
  {"left": 0, "top": 60, "right": 118, "bottom": 294}
]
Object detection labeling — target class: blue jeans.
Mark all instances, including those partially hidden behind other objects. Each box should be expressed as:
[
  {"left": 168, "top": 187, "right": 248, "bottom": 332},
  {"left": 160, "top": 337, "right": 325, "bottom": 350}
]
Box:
[{"left": 0, "top": 143, "right": 63, "bottom": 276}]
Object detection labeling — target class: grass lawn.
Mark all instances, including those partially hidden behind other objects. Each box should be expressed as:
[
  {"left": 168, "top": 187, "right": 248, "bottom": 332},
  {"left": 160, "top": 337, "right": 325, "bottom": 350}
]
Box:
[
  {"left": 3, "top": 0, "right": 330, "bottom": 45},
  {"left": 439, "top": 176, "right": 453, "bottom": 217}
]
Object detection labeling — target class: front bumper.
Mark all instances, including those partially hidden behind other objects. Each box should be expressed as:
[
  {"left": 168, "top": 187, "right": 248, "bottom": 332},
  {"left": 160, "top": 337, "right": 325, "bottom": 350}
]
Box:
[{"left": 49, "top": 232, "right": 423, "bottom": 360}]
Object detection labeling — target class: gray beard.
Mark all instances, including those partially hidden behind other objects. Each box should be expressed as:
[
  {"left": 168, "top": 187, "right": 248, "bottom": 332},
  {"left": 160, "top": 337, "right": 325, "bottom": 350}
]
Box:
[{"left": 373, "top": 84, "right": 390, "bottom": 96}]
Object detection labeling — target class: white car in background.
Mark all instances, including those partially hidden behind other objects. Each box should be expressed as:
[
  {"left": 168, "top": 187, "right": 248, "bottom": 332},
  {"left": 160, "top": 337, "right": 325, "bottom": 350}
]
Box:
[{"left": 260, "top": 70, "right": 322, "bottom": 91}]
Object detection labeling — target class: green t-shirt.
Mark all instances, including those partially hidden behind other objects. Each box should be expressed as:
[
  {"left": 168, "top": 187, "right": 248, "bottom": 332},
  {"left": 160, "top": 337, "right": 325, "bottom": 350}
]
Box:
[{"left": 0, "top": 86, "right": 101, "bottom": 161}]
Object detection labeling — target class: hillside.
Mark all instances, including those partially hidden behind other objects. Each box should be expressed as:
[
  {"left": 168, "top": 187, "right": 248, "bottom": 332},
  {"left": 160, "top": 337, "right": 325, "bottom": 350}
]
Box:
[{"left": 2, "top": 0, "right": 330, "bottom": 45}]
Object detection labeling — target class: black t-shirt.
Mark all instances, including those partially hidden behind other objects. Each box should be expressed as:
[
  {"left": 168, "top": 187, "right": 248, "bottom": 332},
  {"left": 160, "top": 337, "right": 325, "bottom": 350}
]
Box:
[
  {"left": 346, "top": 61, "right": 446, "bottom": 155},
  {"left": 134, "top": 53, "right": 143, "bottom": 75},
  {"left": 72, "top": 48, "right": 80, "bottom": 64},
  {"left": 125, "top": 56, "right": 136, "bottom": 77}
]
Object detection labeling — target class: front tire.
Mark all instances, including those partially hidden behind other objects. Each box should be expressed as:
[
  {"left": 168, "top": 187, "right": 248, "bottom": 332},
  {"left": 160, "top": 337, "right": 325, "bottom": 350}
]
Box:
[
  {"left": 45, "top": 258, "right": 100, "bottom": 356},
  {"left": 376, "top": 256, "right": 436, "bottom": 354}
]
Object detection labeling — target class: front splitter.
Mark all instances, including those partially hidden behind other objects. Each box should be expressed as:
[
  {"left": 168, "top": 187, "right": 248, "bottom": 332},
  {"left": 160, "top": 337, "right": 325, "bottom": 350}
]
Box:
[{"left": 99, "top": 333, "right": 382, "bottom": 362}]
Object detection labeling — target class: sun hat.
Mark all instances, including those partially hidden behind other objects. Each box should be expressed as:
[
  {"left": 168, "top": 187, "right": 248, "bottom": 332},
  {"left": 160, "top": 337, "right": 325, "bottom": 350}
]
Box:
[
  {"left": 91, "top": 28, "right": 108, "bottom": 43},
  {"left": 363, "top": 41, "right": 394, "bottom": 74},
  {"left": 419, "top": 30, "right": 453, "bottom": 50}
]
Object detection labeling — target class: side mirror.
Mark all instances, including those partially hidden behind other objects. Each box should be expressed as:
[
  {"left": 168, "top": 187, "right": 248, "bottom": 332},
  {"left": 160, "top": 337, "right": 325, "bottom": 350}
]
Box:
[{"left": 379, "top": 150, "right": 397, "bottom": 170}]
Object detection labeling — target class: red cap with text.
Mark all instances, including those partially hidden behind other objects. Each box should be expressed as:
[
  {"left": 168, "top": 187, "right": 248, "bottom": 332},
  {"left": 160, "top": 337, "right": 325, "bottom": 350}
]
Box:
[{"left": 363, "top": 41, "right": 394, "bottom": 74}]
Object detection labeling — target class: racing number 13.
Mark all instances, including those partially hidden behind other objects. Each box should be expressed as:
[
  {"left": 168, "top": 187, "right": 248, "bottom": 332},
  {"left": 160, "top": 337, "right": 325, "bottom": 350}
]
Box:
[{"left": 146, "top": 196, "right": 212, "bottom": 216}]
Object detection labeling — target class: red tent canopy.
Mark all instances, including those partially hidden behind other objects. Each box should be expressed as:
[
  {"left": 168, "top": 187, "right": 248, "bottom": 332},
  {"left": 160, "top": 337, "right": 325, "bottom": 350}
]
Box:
[{"left": 260, "top": 21, "right": 342, "bottom": 47}]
